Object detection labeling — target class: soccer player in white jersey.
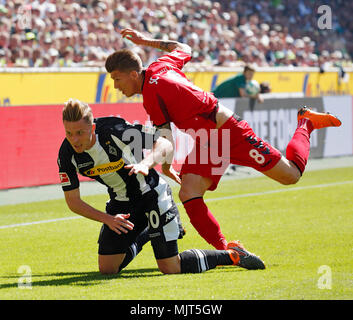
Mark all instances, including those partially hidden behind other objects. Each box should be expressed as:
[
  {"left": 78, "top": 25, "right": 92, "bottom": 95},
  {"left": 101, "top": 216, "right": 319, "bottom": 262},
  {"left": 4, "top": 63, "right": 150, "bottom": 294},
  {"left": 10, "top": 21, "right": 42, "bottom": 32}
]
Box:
[{"left": 57, "top": 99, "right": 265, "bottom": 274}]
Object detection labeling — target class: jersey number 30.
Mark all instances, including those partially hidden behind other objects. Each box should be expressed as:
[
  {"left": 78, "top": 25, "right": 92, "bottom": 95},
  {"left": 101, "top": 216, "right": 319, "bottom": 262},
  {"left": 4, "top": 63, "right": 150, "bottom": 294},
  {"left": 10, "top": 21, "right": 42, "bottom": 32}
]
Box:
[{"left": 146, "top": 210, "right": 160, "bottom": 229}]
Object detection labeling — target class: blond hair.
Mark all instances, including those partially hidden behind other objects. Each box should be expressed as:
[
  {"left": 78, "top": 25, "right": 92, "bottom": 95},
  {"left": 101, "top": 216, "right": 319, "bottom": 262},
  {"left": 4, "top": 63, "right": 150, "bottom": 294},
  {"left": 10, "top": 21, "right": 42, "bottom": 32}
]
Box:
[{"left": 62, "top": 98, "right": 93, "bottom": 124}]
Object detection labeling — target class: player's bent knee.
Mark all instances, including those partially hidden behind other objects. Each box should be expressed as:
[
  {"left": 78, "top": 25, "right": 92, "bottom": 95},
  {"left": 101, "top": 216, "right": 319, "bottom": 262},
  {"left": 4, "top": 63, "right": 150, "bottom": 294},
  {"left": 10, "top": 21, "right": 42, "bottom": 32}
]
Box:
[
  {"left": 178, "top": 184, "right": 201, "bottom": 202},
  {"left": 287, "top": 176, "right": 300, "bottom": 185},
  {"left": 178, "top": 188, "right": 192, "bottom": 202},
  {"left": 158, "top": 265, "right": 179, "bottom": 274},
  {"left": 279, "top": 171, "right": 301, "bottom": 185},
  {"left": 178, "top": 178, "right": 209, "bottom": 202},
  {"left": 157, "top": 256, "right": 181, "bottom": 274},
  {"left": 99, "top": 266, "right": 120, "bottom": 275},
  {"left": 274, "top": 175, "right": 299, "bottom": 185},
  {"left": 98, "top": 254, "right": 124, "bottom": 275},
  {"left": 263, "top": 158, "right": 301, "bottom": 185},
  {"left": 179, "top": 173, "right": 212, "bottom": 202}
]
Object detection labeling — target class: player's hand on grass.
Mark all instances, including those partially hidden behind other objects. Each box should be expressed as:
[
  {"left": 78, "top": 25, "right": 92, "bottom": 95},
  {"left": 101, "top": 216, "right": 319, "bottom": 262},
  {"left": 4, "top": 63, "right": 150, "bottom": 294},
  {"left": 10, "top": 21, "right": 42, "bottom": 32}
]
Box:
[
  {"left": 125, "top": 163, "right": 149, "bottom": 176},
  {"left": 105, "top": 213, "right": 134, "bottom": 235}
]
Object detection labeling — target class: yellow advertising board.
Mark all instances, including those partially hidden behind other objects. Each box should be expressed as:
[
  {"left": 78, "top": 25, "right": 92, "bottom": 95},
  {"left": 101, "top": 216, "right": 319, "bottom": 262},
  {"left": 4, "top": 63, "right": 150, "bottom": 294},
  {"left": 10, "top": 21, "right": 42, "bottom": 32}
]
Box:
[
  {"left": 209, "top": 70, "right": 353, "bottom": 97},
  {"left": 0, "top": 72, "right": 98, "bottom": 106},
  {"left": 1, "top": 69, "right": 352, "bottom": 106}
]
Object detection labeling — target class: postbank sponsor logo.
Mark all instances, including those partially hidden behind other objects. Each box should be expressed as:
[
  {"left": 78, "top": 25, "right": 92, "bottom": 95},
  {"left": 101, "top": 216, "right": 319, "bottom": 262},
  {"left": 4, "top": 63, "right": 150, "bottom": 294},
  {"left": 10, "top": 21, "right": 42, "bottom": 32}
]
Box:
[{"left": 84, "top": 159, "right": 125, "bottom": 176}]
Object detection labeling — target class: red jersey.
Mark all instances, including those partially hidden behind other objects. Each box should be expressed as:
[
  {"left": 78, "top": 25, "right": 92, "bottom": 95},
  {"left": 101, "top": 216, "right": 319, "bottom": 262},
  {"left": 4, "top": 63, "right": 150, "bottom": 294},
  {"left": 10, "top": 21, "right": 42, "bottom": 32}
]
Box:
[{"left": 142, "top": 50, "right": 218, "bottom": 131}]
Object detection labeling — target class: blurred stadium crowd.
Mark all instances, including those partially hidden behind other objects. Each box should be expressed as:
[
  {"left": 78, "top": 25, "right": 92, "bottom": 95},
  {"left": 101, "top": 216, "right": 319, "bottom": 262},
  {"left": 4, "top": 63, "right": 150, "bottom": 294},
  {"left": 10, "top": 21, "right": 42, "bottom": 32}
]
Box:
[{"left": 0, "top": 0, "right": 352, "bottom": 69}]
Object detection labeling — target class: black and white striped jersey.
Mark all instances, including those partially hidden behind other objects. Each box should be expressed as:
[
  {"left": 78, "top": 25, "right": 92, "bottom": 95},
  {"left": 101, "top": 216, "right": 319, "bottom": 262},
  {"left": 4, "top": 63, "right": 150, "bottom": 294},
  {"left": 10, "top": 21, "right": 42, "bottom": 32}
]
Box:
[{"left": 58, "top": 116, "right": 165, "bottom": 202}]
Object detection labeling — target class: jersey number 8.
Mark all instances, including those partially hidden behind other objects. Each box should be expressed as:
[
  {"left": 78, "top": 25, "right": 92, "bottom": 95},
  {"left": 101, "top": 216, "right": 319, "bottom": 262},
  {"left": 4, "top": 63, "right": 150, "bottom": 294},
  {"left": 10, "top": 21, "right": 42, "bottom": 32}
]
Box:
[{"left": 249, "top": 149, "right": 265, "bottom": 164}]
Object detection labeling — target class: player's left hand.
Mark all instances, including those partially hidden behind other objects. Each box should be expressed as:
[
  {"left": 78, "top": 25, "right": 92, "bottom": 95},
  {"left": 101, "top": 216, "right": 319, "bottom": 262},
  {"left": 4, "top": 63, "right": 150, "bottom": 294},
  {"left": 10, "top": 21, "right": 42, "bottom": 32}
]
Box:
[
  {"left": 120, "top": 28, "right": 148, "bottom": 45},
  {"left": 125, "top": 163, "right": 149, "bottom": 176},
  {"left": 162, "top": 164, "right": 181, "bottom": 185}
]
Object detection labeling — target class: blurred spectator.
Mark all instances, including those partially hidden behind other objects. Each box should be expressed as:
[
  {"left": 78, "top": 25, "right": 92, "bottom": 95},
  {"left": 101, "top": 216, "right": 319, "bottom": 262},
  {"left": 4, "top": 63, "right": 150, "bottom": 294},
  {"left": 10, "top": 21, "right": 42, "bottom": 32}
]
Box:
[
  {"left": 260, "top": 81, "right": 271, "bottom": 94},
  {"left": 0, "top": 48, "right": 6, "bottom": 66},
  {"left": 0, "top": 0, "right": 351, "bottom": 68},
  {"left": 212, "top": 64, "right": 264, "bottom": 103}
]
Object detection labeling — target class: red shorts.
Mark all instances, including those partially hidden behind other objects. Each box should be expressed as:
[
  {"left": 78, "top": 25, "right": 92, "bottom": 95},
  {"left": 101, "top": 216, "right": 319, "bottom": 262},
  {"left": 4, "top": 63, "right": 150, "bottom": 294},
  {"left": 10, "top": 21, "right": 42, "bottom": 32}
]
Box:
[{"left": 180, "top": 115, "right": 282, "bottom": 191}]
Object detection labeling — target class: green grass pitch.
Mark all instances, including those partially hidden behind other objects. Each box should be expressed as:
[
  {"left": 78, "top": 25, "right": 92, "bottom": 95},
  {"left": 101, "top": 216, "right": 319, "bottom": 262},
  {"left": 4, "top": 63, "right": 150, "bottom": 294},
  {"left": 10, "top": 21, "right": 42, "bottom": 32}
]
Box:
[{"left": 0, "top": 167, "right": 352, "bottom": 300}]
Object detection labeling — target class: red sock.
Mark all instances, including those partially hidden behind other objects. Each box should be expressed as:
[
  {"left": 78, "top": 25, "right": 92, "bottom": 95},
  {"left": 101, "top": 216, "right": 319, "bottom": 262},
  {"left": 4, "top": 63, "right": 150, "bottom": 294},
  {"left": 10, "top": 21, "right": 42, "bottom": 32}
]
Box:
[
  {"left": 183, "top": 197, "right": 228, "bottom": 250},
  {"left": 286, "top": 119, "right": 313, "bottom": 174}
]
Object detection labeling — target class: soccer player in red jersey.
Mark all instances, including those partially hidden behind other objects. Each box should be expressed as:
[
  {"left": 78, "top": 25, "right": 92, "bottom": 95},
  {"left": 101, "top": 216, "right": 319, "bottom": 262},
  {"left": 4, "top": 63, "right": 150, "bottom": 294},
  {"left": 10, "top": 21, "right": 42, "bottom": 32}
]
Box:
[{"left": 105, "top": 28, "right": 342, "bottom": 251}]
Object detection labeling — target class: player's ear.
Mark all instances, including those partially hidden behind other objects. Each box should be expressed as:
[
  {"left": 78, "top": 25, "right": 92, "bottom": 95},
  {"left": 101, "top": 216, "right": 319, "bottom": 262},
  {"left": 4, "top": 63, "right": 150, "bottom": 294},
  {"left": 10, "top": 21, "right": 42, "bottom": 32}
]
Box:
[
  {"left": 130, "top": 70, "right": 139, "bottom": 79},
  {"left": 91, "top": 123, "right": 96, "bottom": 132}
]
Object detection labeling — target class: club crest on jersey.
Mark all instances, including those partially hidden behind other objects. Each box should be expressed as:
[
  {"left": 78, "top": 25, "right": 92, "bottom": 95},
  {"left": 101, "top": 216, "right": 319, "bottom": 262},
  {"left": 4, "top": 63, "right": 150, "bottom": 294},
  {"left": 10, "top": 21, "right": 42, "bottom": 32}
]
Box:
[
  {"left": 83, "top": 159, "right": 124, "bottom": 176},
  {"left": 108, "top": 145, "right": 117, "bottom": 156},
  {"left": 149, "top": 75, "right": 159, "bottom": 85}
]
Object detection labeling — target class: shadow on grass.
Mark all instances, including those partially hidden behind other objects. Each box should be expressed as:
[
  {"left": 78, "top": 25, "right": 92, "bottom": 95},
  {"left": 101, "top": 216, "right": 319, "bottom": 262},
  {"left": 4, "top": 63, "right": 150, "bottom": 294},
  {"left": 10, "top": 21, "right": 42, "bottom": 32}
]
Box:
[
  {"left": 1, "top": 265, "right": 266, "bottom": 290},
  {"left": 0, "top": 267, "right": 162, "bottom": 289}
]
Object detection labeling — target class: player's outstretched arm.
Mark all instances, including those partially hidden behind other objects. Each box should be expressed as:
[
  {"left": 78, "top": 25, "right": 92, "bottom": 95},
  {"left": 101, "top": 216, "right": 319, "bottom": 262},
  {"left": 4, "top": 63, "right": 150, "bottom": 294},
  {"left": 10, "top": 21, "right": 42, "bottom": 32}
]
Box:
[
  {"left": 64, "top": 188, "right": 134, "bottom": 234},
  {"left": 125, "top": 135, "right": 181, "bottom": 184},
  {"left": 120, "top": 28, "right": 191, "bottom": 55}
]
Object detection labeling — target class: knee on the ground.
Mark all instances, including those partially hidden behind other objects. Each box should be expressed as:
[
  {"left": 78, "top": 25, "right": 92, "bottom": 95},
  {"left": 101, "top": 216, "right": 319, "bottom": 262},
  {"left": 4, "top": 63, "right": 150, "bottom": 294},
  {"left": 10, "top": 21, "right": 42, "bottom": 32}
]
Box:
[
  {"left": 158, "top": 264, "right": 180, "bottom": 274},
  {"left": 99, "top": 266, "right": 120, "bottom": 275}
]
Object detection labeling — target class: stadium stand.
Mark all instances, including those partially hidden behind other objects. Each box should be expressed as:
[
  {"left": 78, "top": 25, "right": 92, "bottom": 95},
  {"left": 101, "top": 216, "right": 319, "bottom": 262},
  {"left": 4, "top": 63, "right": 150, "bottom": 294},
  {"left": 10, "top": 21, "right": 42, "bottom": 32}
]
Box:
[{"left": 0, "top": 0, "right": 352, "bottom": 68}]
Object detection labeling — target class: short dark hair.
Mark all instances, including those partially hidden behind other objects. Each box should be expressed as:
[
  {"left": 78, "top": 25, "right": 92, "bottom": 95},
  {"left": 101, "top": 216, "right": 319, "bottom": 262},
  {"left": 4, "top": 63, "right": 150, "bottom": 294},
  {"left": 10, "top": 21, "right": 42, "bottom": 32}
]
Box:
[
  {"left": 243, "top": 64, "right": 256, "bottom": 73},
  {"left": 105, "top": 49, "right": 143, "bottom": 73}
]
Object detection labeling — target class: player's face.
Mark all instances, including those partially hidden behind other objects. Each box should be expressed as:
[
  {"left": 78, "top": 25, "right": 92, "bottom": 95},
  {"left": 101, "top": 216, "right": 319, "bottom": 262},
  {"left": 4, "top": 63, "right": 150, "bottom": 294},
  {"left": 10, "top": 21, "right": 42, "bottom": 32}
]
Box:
[
  {"left": 110, "top": 69, "right": 140, "bottom": 97},
  {"left": 244, "top": 70, "right": 255, "bottom": 81},
  {"left": 64, "top": 119, "right": 96, "bottom": 153}
]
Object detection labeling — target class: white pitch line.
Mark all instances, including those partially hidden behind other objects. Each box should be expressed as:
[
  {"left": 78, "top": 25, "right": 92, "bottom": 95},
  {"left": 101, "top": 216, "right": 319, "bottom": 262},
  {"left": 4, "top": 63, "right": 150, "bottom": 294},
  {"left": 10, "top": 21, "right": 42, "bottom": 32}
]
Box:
[
  {"left": 1, "top": 180, "right": 352, "bottom": 230},
  {"left": 0, "top": 216, "right": 80, "bottom": 229},
  {"left": 202, "top": 180, "right": 353, "bottom": 203}
]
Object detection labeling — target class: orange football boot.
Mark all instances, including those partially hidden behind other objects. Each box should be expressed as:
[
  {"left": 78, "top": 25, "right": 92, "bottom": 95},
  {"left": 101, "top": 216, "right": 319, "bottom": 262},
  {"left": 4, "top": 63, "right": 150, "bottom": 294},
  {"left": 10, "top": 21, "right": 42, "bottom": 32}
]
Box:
[
  {"left": 297, "top": 106, "right": 342, "bottom": 129},
  {"left": 227, "top": 240, "right": 265, "bottom": 270}
]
